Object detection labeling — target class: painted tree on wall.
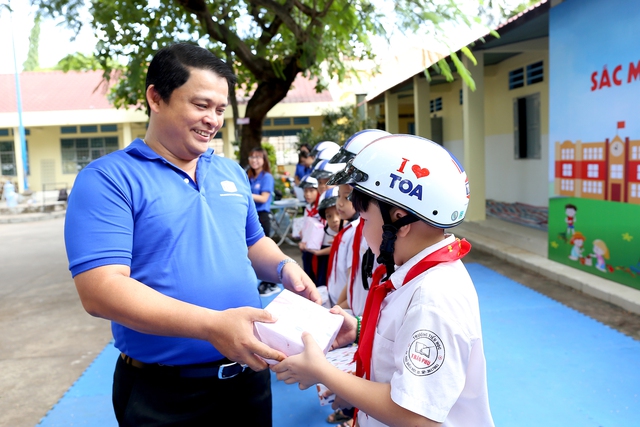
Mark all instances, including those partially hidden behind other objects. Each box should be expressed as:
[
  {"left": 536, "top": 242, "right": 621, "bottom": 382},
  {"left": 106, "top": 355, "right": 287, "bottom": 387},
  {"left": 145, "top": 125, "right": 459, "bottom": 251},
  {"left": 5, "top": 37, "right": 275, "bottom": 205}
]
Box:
[{"left": 32, "top": 0, "right": 513, "bottom": 164}]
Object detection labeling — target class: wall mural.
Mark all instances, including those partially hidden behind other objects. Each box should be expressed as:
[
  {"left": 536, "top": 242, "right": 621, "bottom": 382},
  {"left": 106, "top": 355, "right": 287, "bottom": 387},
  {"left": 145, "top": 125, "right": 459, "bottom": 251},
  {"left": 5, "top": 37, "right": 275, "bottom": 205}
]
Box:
[{"left": 548, "top": 0, "right": 640, "bottom": 288}]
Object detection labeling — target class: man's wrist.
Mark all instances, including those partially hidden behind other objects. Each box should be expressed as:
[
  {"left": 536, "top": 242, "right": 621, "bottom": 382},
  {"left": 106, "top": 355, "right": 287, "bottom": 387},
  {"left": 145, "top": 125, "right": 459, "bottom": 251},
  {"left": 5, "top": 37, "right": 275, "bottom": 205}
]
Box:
[{"left": 277, "top": 258, "right": 298, "bottom": 283}]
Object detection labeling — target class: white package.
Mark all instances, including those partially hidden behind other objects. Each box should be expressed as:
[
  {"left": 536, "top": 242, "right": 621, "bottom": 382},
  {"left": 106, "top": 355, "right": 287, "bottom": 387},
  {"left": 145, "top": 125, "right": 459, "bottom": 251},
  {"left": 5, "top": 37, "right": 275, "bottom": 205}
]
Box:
[{"left": 254, "top": 289, "right": 344, "bottom": 364}]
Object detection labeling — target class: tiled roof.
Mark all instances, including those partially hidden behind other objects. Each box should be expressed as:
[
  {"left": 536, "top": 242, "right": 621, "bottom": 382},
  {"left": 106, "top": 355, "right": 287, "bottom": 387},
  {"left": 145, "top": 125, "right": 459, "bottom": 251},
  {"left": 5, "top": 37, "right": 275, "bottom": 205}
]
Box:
[
  {"left": 280, "top": 74, "right": 333, "bottom": 103},
  {"left": 0, "top": 70, "right": 112, "bottom": 113},
  {"left": 0, "top": 70, "right": 332, "bottom": 114}
]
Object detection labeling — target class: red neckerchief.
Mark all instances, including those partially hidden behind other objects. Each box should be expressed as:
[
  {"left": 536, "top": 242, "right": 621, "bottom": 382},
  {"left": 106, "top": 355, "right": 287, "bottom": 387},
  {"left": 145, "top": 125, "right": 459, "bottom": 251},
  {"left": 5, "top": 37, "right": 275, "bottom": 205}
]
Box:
[
  {"left": 348, "top": 219, "right": 366, "bottom": 310},
  {"left": 354, "top": 238, "right": 471, "bottom": 381},
  {"left": 326, "top": 223, "right": 353, "bottom": 290}
]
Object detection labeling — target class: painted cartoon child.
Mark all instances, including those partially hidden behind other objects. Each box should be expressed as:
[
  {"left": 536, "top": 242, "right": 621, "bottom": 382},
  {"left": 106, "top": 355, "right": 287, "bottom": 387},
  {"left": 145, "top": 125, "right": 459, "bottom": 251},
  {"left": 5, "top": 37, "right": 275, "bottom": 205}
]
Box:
[
  {"left": 568, "top": 231, "right": 585, "bottom": 261},
  {"left": 565, "top": 204, "right": 577, "bottom": 237},
  {"left": 591, "top": 239, "right": 610, "bottom": 272}
]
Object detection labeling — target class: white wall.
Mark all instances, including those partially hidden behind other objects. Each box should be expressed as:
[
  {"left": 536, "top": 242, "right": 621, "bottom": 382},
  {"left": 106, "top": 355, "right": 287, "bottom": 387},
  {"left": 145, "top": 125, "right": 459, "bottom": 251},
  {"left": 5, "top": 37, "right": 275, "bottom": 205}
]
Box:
[{"left": 484, "top": 133, "right": 550, "bottom": 206}]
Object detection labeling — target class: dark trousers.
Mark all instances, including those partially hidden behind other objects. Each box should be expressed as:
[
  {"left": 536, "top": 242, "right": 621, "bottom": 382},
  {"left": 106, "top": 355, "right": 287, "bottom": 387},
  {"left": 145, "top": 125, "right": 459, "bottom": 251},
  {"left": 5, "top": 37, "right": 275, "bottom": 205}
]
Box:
[
  {"left": 257, "top": 210, "right": 276, "bottom": 286},
  {"left": 113, "top": 356, "right": 272, "bottom": 427},
  {"left": 258, "top": 210, "right": 271, "bottom": 238}
]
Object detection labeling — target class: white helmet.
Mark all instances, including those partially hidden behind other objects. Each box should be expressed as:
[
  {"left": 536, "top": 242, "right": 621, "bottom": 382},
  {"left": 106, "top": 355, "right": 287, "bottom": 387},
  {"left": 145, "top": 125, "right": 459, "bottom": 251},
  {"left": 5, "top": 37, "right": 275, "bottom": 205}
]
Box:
[
  {"left": 299, "top": 174, "right": 319, "bottom": 189},
  {"left": 310, "top": 159, "right": 347, "bottom": 180},
  {"left": 310, "top": 141, "right": 340, "bottom": 169},
  {"left": 329, "top": 129, "right": 390, "bottom": 164},
  {"left": 328, "top": 134, "right": 469, "bottom": 229},
  {"left": 318, "top": 186, "right": 340, "bottom": 219},
  {"left": 310, "top": 140, "right": 340, "bottom": 158}
]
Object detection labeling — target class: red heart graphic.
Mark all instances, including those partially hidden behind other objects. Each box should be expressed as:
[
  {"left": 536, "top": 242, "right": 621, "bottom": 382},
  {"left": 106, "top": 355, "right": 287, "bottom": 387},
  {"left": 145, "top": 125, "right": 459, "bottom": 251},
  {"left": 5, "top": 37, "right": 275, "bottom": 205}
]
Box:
[{"left": 412, "top": 164, "right": 430, "bottom": 179}]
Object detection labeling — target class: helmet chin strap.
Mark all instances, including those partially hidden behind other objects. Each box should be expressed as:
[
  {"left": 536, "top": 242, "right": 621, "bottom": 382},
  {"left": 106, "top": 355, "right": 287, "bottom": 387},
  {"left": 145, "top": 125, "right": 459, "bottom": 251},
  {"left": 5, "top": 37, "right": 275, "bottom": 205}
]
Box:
[{"left": 377, "top": 201, "right": 418, "bottom": 280}]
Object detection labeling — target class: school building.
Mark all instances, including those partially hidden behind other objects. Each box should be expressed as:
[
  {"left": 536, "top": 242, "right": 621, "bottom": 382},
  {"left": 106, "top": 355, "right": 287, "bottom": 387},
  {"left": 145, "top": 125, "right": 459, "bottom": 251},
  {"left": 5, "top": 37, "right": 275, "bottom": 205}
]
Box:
[{"left": 0, "top": 71, "right": 345, "bottom": 196}]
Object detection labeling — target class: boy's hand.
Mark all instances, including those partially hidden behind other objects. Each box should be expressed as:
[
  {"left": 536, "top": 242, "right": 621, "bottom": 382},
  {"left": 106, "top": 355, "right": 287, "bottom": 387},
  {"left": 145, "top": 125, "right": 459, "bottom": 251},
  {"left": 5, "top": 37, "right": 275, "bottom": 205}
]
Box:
[
  {"left": 271, "top": 332, "right": 330, "bottom": 389},
  {"left": 329, "top": 305, "right": 358, "bottom": 350}
]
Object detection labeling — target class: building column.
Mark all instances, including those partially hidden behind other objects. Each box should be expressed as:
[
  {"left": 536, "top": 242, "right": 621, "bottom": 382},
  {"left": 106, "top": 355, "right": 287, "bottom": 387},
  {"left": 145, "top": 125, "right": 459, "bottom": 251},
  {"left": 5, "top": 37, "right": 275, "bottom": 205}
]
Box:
[
  {"left": 413, "top": 75, "right": 431, "bottom": 139},
  {"left": 462, "top": 52, "right": 486, "bottom": 222},
  {"left": 224, "top": 120, "right": 236, "bottom": 159},
  {"left": 384, "top": 91, "right": 399, "bottom": 133},
  {"left": 366, "top": 103, "right": 376, "bottom": 125},
  {"left": 13, "top": 128, "right": 26, "bottom": 193},
  {"left": 122, "top": 122, "right": 132, "bottom": 148}
]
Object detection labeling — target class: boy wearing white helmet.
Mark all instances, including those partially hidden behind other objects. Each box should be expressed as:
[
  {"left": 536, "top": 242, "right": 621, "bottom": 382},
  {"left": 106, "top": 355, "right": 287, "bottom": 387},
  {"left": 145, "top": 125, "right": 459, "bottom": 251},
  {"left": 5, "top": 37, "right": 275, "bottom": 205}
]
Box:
[
  {"left": 273, "top": 135, "right": 494, "bottom": 427},
  {"left": 298, "top": 174, "right": 322, "bottom": 285},
  {"left": 329, "top": 129, "right": 390, "bottom": 318}
]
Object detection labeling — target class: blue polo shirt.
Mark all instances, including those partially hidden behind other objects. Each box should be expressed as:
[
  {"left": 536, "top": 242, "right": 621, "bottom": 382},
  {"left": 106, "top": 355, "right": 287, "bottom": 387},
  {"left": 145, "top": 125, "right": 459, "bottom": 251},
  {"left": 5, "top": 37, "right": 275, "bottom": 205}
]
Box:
[
  {"left": 64, "top": 139, "right": 264, "bottom": 365},
  {"left": 249, "top": 171, "right": 274, "bottom": 212},
  {"left": 295, "top": 163, "right": 311, "bottom": 181}
]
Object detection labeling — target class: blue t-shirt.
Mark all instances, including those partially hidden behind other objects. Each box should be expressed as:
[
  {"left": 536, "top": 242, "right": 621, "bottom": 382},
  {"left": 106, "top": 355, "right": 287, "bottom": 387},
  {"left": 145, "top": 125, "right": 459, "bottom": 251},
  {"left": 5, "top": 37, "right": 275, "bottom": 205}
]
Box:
[
  {"left": 295, "top": 163, "right": 311, "bottom": 181},
  {"left": 64, "top": 139, "right": 264, "bottom": 365},
  {"left": 249, "top": 171, "right": 274, "bottom": 212}
]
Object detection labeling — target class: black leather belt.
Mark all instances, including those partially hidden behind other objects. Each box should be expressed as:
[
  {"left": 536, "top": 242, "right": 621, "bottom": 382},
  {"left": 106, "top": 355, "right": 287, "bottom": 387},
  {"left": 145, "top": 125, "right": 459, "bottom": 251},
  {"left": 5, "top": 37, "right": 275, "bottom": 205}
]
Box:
[{"left": 120, "top": 353, "right": 247, "bottom": 379}]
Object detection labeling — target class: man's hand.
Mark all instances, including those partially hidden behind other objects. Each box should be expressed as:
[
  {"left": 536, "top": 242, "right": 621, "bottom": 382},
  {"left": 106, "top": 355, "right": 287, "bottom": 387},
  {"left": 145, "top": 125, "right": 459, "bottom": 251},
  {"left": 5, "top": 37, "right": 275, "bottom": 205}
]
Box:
[
  {"left": 328, "top": 305, "right": 357, "bottom": 350},
  {"left": 281, "top": 261, "right": 322, "bottom": 305},
  {"left": 206, "top": 307, "right": 286, "bottom": 371}
]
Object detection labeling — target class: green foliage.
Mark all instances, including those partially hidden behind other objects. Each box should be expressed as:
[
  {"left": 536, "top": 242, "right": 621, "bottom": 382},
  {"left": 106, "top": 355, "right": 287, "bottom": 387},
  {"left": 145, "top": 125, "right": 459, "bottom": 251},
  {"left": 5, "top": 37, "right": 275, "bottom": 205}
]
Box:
[
  {"left": 23, "top": 13, "right": 41, "bottom": 71},
  {"left": 32, "top": 0, "right": 526, "bottom": 150},
  {"left": 54, "top": 52, "right": 100, "bottom": 71},
  {"left": 262, "top": 141, "right": 277, "bottom": 171},
  {"left": 297, "top": 104, "right": 376, "bottom": 148}
]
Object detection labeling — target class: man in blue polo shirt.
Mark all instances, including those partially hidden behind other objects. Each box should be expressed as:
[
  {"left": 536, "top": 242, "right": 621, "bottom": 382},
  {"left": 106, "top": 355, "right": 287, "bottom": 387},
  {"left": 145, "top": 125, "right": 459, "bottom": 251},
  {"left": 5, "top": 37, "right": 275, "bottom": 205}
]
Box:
[{"left": 64, "top": 43, "right": 320, "bottom": 427}]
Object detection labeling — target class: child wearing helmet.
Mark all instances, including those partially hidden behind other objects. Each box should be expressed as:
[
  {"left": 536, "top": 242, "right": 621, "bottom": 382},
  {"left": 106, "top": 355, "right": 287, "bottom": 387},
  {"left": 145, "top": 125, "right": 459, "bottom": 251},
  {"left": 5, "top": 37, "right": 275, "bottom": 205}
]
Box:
[
  {"left": 311, "top": 159, "right": 345, "bottom": 198},
  {"left": 308, "top": 187, "right": 345, "bottom": 306},
  {"left": 298, "top": 175, "right": 322, "bottom": 285},
  {"left": 328, "top": 130, "right": 390, "bottom": 318},
  {"left": 273, "top": 135, "right": 494, "bottom": 427}
]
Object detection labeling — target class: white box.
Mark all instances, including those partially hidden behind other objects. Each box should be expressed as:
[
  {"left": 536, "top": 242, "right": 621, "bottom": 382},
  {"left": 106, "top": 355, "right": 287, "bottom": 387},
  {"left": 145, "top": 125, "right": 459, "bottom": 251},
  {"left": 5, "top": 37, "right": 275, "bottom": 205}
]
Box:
[{"left": 254, "top": 289, "right": 344, "bottom": 364}]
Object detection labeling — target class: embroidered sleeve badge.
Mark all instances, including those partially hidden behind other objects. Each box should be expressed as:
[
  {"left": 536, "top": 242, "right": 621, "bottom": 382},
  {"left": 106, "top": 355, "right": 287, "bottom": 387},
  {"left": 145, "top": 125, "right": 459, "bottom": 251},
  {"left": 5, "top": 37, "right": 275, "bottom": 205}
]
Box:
[{"left": 403, "top": 330, "right": 445, "bottom": 376}]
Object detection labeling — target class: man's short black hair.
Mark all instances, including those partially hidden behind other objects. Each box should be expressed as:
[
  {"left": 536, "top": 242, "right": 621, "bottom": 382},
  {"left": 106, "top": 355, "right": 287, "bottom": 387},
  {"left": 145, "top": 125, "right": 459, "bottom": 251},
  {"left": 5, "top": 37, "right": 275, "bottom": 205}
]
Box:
[{"left": 145, "top": 43, "right": 237, "bottom": 116}]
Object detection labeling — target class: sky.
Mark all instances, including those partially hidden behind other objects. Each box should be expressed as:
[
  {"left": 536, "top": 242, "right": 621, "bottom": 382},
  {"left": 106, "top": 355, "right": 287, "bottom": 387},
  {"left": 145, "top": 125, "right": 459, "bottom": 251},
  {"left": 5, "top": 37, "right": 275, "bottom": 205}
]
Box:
[{"left": 0, "top": 1, "right": 97, "bottom": 74}]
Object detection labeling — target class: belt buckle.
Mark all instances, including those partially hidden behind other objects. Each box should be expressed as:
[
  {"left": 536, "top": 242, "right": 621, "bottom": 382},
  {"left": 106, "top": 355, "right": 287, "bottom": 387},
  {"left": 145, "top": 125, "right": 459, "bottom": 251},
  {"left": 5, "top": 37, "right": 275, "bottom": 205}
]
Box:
[{"left": 217, "top": 361, "right": 247, "bottom": 379}]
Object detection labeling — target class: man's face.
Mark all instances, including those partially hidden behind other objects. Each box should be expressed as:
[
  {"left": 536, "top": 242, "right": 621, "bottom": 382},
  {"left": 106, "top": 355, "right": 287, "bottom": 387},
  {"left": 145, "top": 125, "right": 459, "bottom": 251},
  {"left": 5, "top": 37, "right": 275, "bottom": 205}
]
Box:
[{"left": 151, "top": 67, "right": 228, "bottom": 161}]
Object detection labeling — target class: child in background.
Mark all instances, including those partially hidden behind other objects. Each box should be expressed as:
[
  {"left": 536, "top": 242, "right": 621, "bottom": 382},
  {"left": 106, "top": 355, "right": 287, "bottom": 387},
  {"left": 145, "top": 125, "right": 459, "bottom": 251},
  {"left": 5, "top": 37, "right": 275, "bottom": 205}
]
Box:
[
  {"left": 309, "top": 187, "right": 343, "bottom": 307},
  {"left": 298, "top": 175, "right": 321, "bottom": 284},
  {"left": 273, "top": 134, "right": 494, "bottom": 427},
  {"left": 311, "top": 159, "right": 344, "bottom": 196}
]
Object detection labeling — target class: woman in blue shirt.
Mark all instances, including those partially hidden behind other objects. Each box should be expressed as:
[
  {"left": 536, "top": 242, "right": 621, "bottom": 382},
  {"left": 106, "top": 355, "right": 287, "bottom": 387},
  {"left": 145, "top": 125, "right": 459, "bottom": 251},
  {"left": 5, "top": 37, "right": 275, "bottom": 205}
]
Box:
[{"left": 248, "top": 147, "right": 280, "bottom": 296}]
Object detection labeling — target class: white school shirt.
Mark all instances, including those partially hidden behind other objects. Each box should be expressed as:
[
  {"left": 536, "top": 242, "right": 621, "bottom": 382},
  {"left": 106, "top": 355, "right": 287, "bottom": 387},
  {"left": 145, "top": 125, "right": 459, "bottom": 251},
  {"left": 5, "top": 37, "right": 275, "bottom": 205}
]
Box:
[
  {"left": 322, "top": 224, "right": 338, "bottom": 247},
  {"left": 327, "top": 222, "right": 356, "bottom": 306},
  {"left": 346, "top": 218, "right": 370, "bottom": 317},
  {"left": 358, "top": 234, "right": 494, "bottom": 427}
]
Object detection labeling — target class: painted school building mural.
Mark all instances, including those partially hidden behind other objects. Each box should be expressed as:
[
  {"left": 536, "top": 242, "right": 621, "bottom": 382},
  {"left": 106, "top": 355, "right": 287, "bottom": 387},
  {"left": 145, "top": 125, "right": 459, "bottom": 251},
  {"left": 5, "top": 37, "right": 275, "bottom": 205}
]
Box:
[{"left": 548, "top": 0, "right": 640, "bottom": 289}]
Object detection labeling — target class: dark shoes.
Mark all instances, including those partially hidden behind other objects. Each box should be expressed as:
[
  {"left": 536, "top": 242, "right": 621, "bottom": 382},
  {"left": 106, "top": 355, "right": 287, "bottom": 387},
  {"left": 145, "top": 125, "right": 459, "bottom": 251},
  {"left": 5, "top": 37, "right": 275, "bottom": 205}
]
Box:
[{"left": 258, "top": 282, "right": 281, "bottom": 297}]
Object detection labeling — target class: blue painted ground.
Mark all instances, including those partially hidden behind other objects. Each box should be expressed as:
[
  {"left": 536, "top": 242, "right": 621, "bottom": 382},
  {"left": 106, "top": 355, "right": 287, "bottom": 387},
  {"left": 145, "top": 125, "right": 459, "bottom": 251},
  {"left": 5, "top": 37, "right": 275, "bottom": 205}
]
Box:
[{"left": 38, "top": 264, "right": 640, "bottom": 426}]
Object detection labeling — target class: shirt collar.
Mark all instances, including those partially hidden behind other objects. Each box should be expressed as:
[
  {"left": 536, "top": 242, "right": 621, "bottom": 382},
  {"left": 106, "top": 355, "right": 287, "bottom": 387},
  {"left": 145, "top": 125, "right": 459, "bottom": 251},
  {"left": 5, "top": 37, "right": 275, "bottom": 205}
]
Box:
[
  {"left": 125, "top": 138, "right": 214, "bottom": 163},
  {"left": 388, "top": 233, "right": 457, "bottom": 290}
]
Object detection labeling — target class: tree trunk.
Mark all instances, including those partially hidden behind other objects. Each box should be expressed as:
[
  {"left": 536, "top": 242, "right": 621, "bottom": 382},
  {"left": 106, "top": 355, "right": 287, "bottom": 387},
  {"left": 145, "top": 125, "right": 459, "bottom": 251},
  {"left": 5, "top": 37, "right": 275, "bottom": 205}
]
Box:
[{"left": 239, "top": 65, "right": 299, "bottom": 166}]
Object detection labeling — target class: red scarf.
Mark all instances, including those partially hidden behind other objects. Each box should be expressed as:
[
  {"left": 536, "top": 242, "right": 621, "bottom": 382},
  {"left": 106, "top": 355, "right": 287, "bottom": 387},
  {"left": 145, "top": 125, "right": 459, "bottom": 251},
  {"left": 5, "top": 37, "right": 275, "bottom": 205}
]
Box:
[
  {"left": 355, "top": 238, "right": 471, "bottom": 381},
  {"left": 326, "top": 223, "right": 353, "bottom": 289},
  {"left": 305, "top": 193, "right": 320, "bottom": 218},
  {"left": 348, "top": 219, "right": 366, "bottom": 308}
]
